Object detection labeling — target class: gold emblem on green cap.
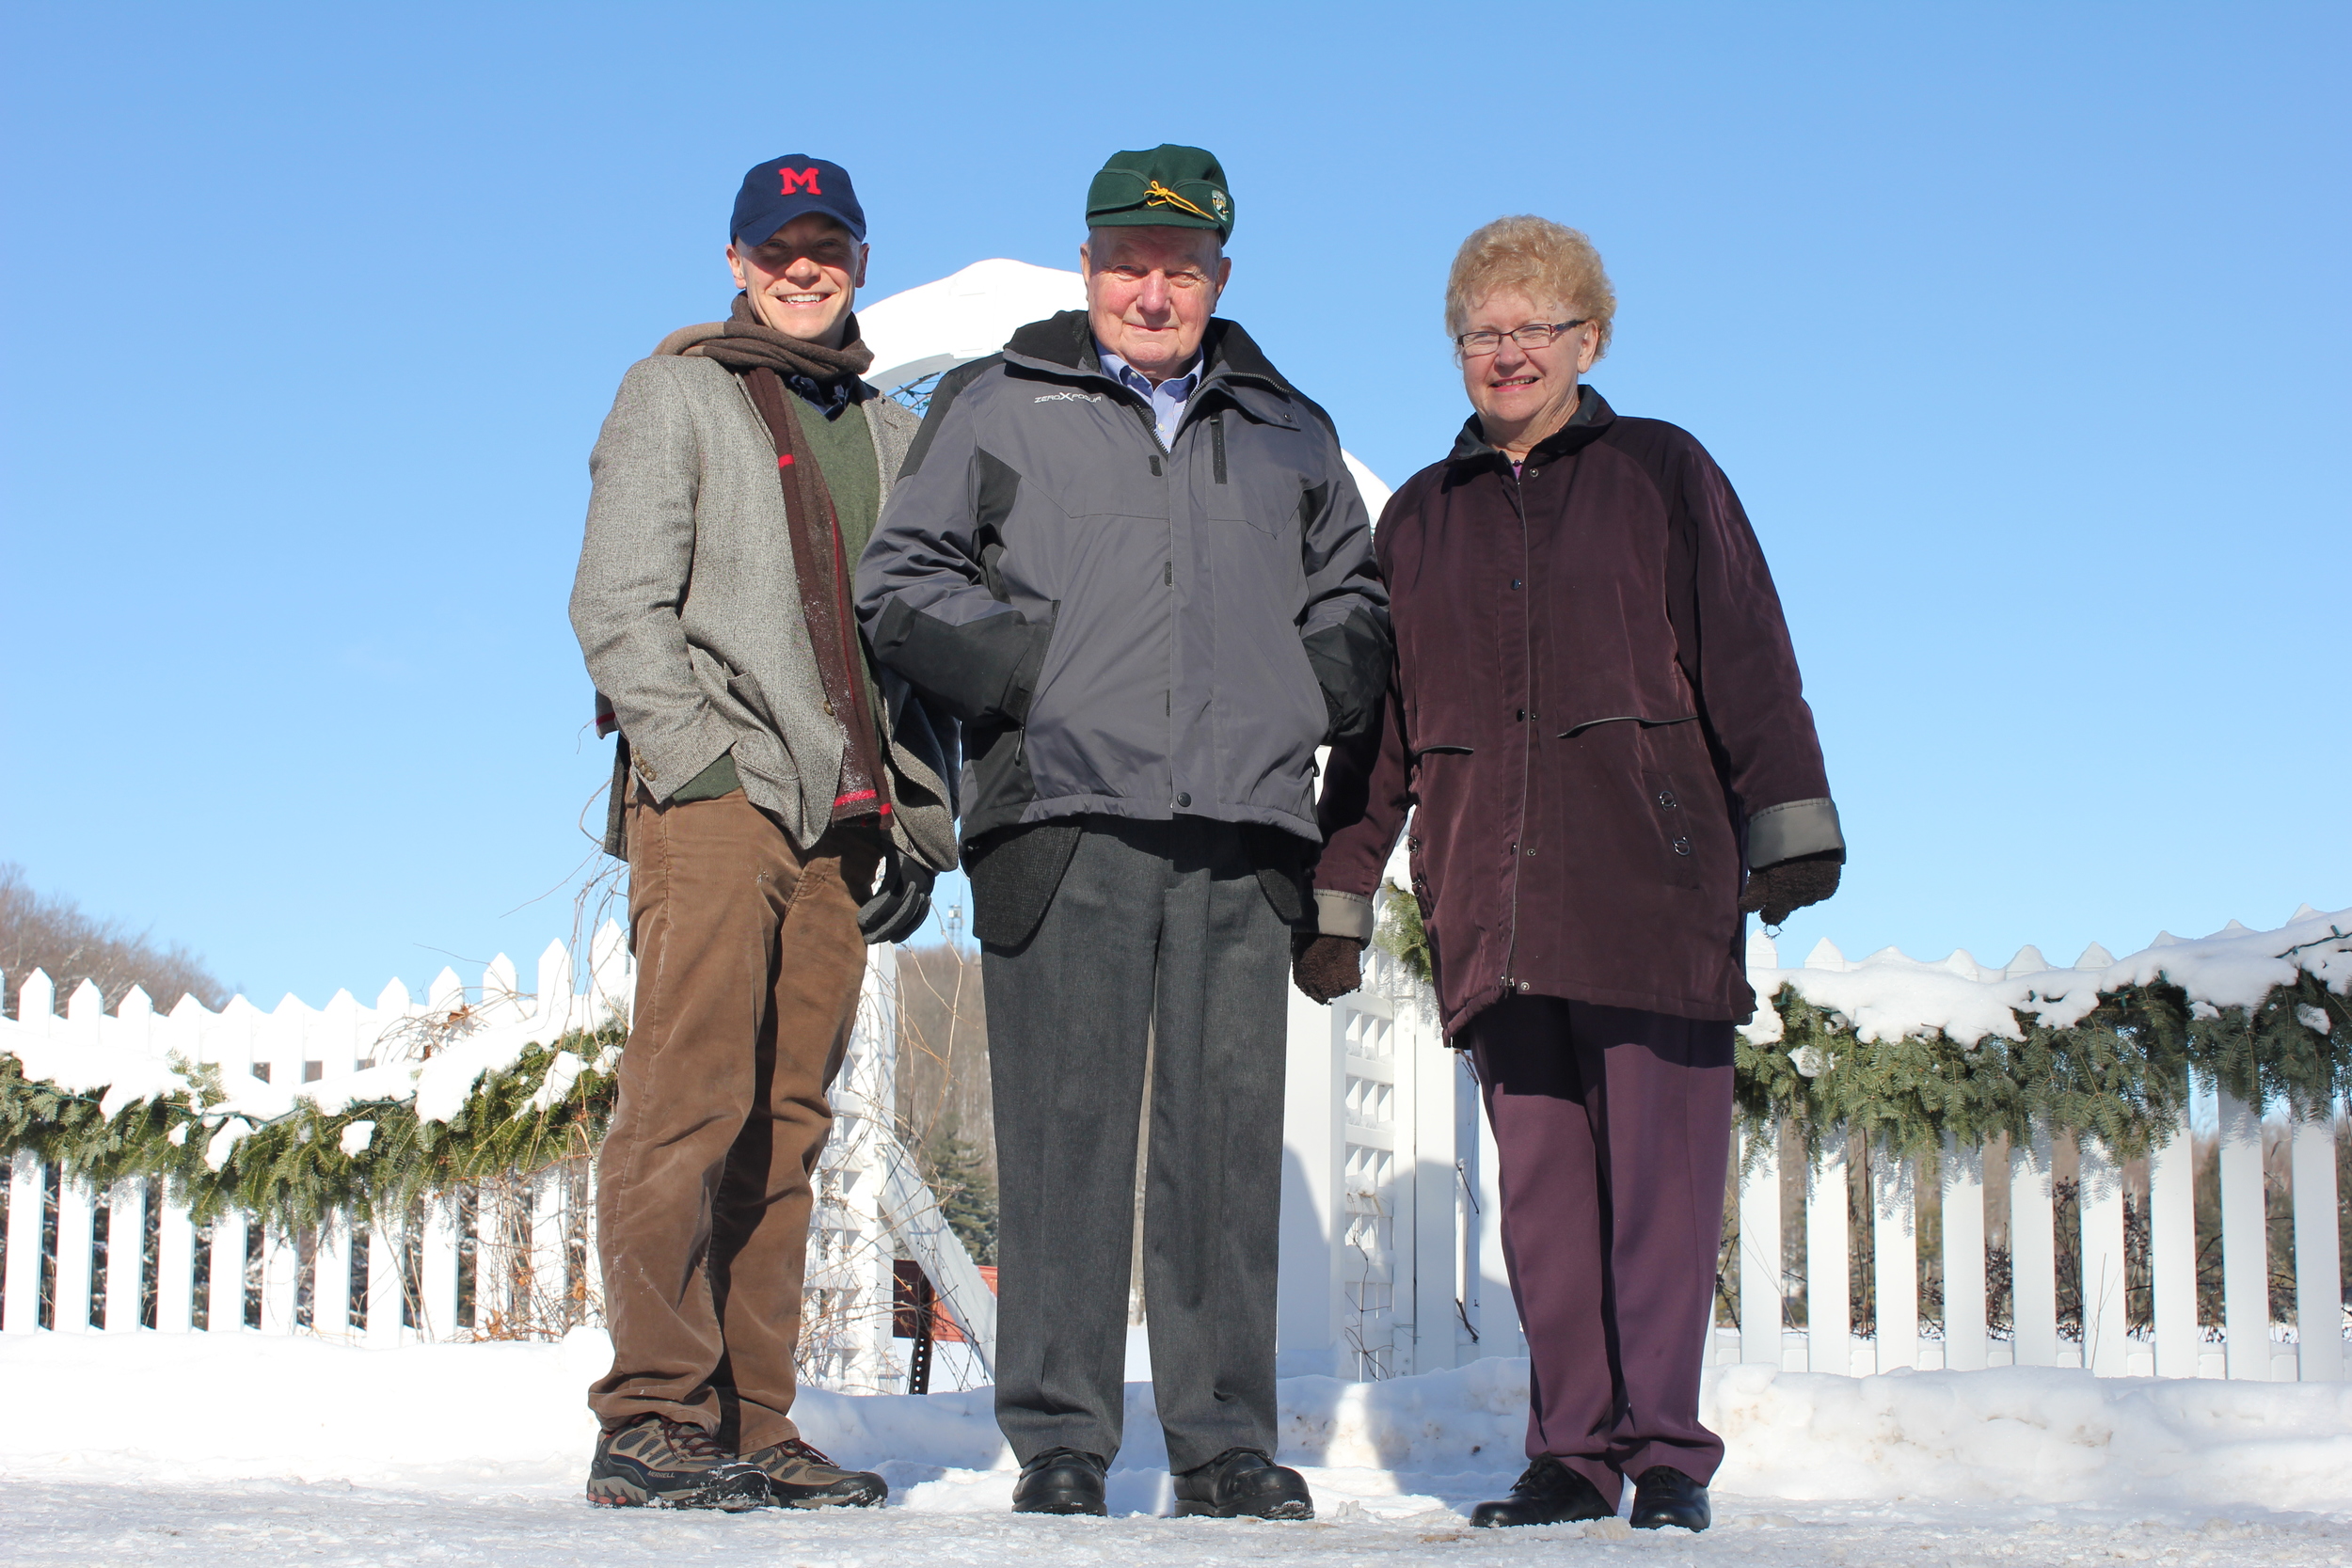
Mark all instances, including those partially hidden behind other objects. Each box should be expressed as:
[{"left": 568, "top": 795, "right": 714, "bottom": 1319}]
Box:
[
  {"left": 1143, "top": 180, "right": 1216, "bottom": 223},
  {"left": 1087, "top": 144, "right": 1234, "bottom": 238}
]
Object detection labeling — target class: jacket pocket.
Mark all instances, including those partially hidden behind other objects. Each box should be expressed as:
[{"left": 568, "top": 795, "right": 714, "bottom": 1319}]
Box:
[
  {"left": 1200, "top": 424, "right": 1303, "bottom": 538},
  {"left": 1555, "top": 712, "right": 1697, "bottom": 739},
  {"left": 730, "top": 730, "right": 800, "bottom": 800},
  {"left": 1010, "top": 600, "right": 1059, "bottom": 743},
  {"left": 723, "top": 667, "right": 782, "bottom": 736},
  {"left": 1406, "top": 742, "right": 1473, "bottom": 798}
]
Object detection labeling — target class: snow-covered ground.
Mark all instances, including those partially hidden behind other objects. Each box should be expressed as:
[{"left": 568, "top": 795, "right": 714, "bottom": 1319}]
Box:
[{"left": 5, "top": 1333, "right": 2350, "bottom": 1566}]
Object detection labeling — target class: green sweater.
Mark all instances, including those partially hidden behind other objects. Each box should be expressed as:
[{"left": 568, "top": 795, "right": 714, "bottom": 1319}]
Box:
[{"left": 673, "top": 390, "right": 880, "bottom": 803}]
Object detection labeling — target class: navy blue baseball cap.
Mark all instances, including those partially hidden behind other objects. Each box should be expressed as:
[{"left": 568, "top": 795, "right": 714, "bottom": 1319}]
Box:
[{"left": 732, "top": 155, "right": 866, "bottom": 247}]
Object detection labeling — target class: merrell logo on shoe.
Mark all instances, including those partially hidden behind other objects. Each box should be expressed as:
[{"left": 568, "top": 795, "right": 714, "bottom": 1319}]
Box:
[
  {"left": 1035, "top": 391, "right": 1105, "bottom": 404},
  {"left": 780, "top": 167, "right": 821, "bottom": 195}
]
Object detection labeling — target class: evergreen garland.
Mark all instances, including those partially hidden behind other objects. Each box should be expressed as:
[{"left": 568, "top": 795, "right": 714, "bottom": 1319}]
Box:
[
  {"left": 1374, "top": 879, "right": 1431, "bottom": 982},
  {"left": 1740, "top": 971, "right": 2348, "bottom": 1164},
  {"left": 1371, "top": 881, "right": 2348, "bottom": 1164},
  {"left": 4, "top": 910, "right": 2344, "bottom": 1210},
  {"left": 0, "top": 1027, "right": 623, "bottom": 1228}
]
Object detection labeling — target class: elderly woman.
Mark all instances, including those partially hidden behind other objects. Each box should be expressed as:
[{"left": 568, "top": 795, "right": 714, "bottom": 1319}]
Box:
[{"left": 1297, "top": 217, "right": 1844, "bottom": 1532}]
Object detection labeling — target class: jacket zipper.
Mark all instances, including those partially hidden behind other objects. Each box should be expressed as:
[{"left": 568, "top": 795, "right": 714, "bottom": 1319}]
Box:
[
  {"left": 1016, "top": 597, "right": 1061, "bottom": 770},
  {"left": 1500, "top": 462, "right": 1534, "bottom": 999},
  {"left": 1496, "top": 451, "right": 1580, "bottom": 1002}
]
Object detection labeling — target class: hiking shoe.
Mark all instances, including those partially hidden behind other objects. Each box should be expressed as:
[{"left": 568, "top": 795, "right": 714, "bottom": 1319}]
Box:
[
  {"left": 1172, "top": 1448, "right": 1314, "bottom": 1520},
  {"left": 741, "top": 1438, "right": 888, "bottom": 1509},
  {"left": 586, "top": 1415, "right": 771, "bottom": 1510},
  {"left": 1469, "top": 1454, "right": 1615, "bottom": 1528}
]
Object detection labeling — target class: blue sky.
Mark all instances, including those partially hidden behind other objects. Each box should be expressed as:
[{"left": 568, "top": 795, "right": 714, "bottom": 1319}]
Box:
[{"left": 3, "top": 2, "right": 2344, "bottom": 1005}]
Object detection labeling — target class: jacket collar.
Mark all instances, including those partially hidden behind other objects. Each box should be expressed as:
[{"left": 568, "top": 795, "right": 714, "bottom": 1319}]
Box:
[
  {"left": 1448, "top": 385, "right": 1614, "bottom": 467},
  {"left": 1004, "top": 309, "right": 1301, "bottom": 426}
]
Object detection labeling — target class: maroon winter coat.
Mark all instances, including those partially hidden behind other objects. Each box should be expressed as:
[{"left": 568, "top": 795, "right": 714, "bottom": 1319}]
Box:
[{"left": 1312, "top": 389, "right": 1841, "bottom": 1034}]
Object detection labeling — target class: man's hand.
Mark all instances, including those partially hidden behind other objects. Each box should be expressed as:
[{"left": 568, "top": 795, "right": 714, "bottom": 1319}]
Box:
[
  {"left": 859, "top": 853, "right": 936, "bottom": 945},
  {"left": 1737, "top": 850, "right": 1843, "bottom": 926},
  {"left": 1292, "top": 932, "right": 1365, "bottom": 1005}
]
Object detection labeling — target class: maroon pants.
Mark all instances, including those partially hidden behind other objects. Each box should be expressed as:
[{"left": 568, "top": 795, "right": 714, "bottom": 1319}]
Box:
[{"left": 1462, "top": 994, "right": 1736, "bottom": 1505}]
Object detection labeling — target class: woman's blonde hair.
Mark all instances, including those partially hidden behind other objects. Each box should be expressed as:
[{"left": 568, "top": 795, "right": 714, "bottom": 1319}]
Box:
[{"left": 1444, "top": 215, "right": 1615, "bottom": 359}]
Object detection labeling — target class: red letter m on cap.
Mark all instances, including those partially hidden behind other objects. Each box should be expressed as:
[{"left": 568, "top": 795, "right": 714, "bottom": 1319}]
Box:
[{"left": 779, "top": 166, "right": 821, "bottom": 195}]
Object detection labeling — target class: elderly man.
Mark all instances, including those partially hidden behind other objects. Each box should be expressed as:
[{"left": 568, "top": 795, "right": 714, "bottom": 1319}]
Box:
[
  {"left": 857, "top": 145, "right": 1389, "bottom": 1520},
  {"left": 570, "top": 154, "right": 956, "bottom": 1510},
  {"left": 1300, "top": 216, "right": 1843, "bottom": 1533}
]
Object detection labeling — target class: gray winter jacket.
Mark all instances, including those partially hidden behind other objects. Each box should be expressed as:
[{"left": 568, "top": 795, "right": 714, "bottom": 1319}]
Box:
[
  {"left": 570, "top": 348, "right": 958, "bottom": 872},
  {"left": 854, "top": 310, "right": 1390, "bottom": 846}
]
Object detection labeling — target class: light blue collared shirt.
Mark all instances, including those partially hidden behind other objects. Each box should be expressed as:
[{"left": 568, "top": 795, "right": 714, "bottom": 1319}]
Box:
[{"left": 1094, "top": 340, "right": 1202, "bottom": 449}]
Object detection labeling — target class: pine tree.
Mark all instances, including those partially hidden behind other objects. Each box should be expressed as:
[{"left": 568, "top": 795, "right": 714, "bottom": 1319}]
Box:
[{"left": 923, "top": 1117, "right": 998, "bottom": 1265}]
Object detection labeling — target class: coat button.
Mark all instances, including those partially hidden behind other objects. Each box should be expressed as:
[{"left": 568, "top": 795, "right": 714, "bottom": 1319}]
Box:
[
  {"left": 1510, "top": 578, "right": 1522, "bottom": 589},
  {"left": 1657, "top": 789, "right": 1677, "bottom": 809},
  {"left": 1673, "top": 836, "right": 1692, "bottom": 856},
  {"left": 1176, "top": 792, "right": 1191, "bottom": 807},
  {"left": 1517, "top": 980, "right": 1532, "bottom": 992}
]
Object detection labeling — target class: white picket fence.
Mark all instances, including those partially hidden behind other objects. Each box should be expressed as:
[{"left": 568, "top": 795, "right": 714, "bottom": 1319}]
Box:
[
  {"left": 1718, "top": 1099, "right": 2344, "bottom": 1382},
  {"left": 1, "top": 934, "right": 626, "bottom": 1346},
  {"left": 0, "top": 935, "right": 994, "bottom": 1395},
  {"left": 5, "top": 927, "right": 2344, "bottom": 1388},
  {"left": 1282, "top": 951, "right": 2347, "bottom": 1386}
]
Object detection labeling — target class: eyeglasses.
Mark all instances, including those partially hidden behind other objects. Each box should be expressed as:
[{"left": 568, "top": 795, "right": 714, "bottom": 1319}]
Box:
[{"left": 1454, "top": 319, "right": 1587, "bottom": 356}]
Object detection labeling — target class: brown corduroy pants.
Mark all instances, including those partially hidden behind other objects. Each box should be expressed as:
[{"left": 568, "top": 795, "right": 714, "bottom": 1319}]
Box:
[{"left": 587, "top": 787, "right": 877, "bottom": 1451}]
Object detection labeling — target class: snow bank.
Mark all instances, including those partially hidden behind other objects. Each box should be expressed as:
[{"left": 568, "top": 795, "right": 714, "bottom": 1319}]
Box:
[
  {"left": 1709, "top": 1363, "right": 2352, "bottom": 1513},
  {"left": 8, "top": 1332, "right": 2348, "bottom": 1517},
  {"left": 1740, "top": 904, "right": 2352, "bottom": 1048}
]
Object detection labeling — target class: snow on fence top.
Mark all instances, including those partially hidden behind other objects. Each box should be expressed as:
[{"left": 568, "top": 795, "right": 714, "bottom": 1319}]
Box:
[
  {"left": 0, "top": 924, "right": 635, "bottom": 1159},
  {"left": 8, "top": 904, "right": 2343, "bottom": 1141},
  {"left": 1739, "top": 903, "right": 2352, "bottom": 1048}
]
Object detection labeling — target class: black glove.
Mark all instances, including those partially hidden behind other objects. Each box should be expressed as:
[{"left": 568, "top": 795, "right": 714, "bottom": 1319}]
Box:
[
  {"left": 1738, "top": 850, "right": 1843, "bottom": 926},
  {"left": 858, "top": 852, "right": 935, "bottom": 945},
  {"left": 1292, "top": 931, "right": 1366, "bottom": 1005}
]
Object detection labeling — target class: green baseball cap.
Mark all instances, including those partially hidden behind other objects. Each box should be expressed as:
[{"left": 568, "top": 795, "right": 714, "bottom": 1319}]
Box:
[{"left": 1085, "top": 145, "right": 1233, "bottom": 240}]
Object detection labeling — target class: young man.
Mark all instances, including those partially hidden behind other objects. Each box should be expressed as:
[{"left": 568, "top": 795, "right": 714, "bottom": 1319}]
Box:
[
  {"left": 857, "top": 145, "right": 1391, "bottom": 1520},
  {"left": 569, "top": 155, "right": 957, "bottom": 1510}
]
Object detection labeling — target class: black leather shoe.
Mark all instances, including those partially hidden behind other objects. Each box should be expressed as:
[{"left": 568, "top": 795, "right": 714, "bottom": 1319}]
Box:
[
  {"left": 1629, "top": 1465, "right": 1709, "bottom": 1531},
  {"left": 1172, "top": 1448, "right": 1314, "bottom": 1519},
  {"left": 1010, "top": 1448, "right": 1108, "bottom": 1515},
  {"left": 1469, "top": 1454, "right": 1615, "bottom": 1528}
]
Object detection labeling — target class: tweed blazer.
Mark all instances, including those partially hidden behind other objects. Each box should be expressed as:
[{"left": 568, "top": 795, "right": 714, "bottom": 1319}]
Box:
[{"left": 570, "top": 351, "right": 957, "bottom": 871}]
